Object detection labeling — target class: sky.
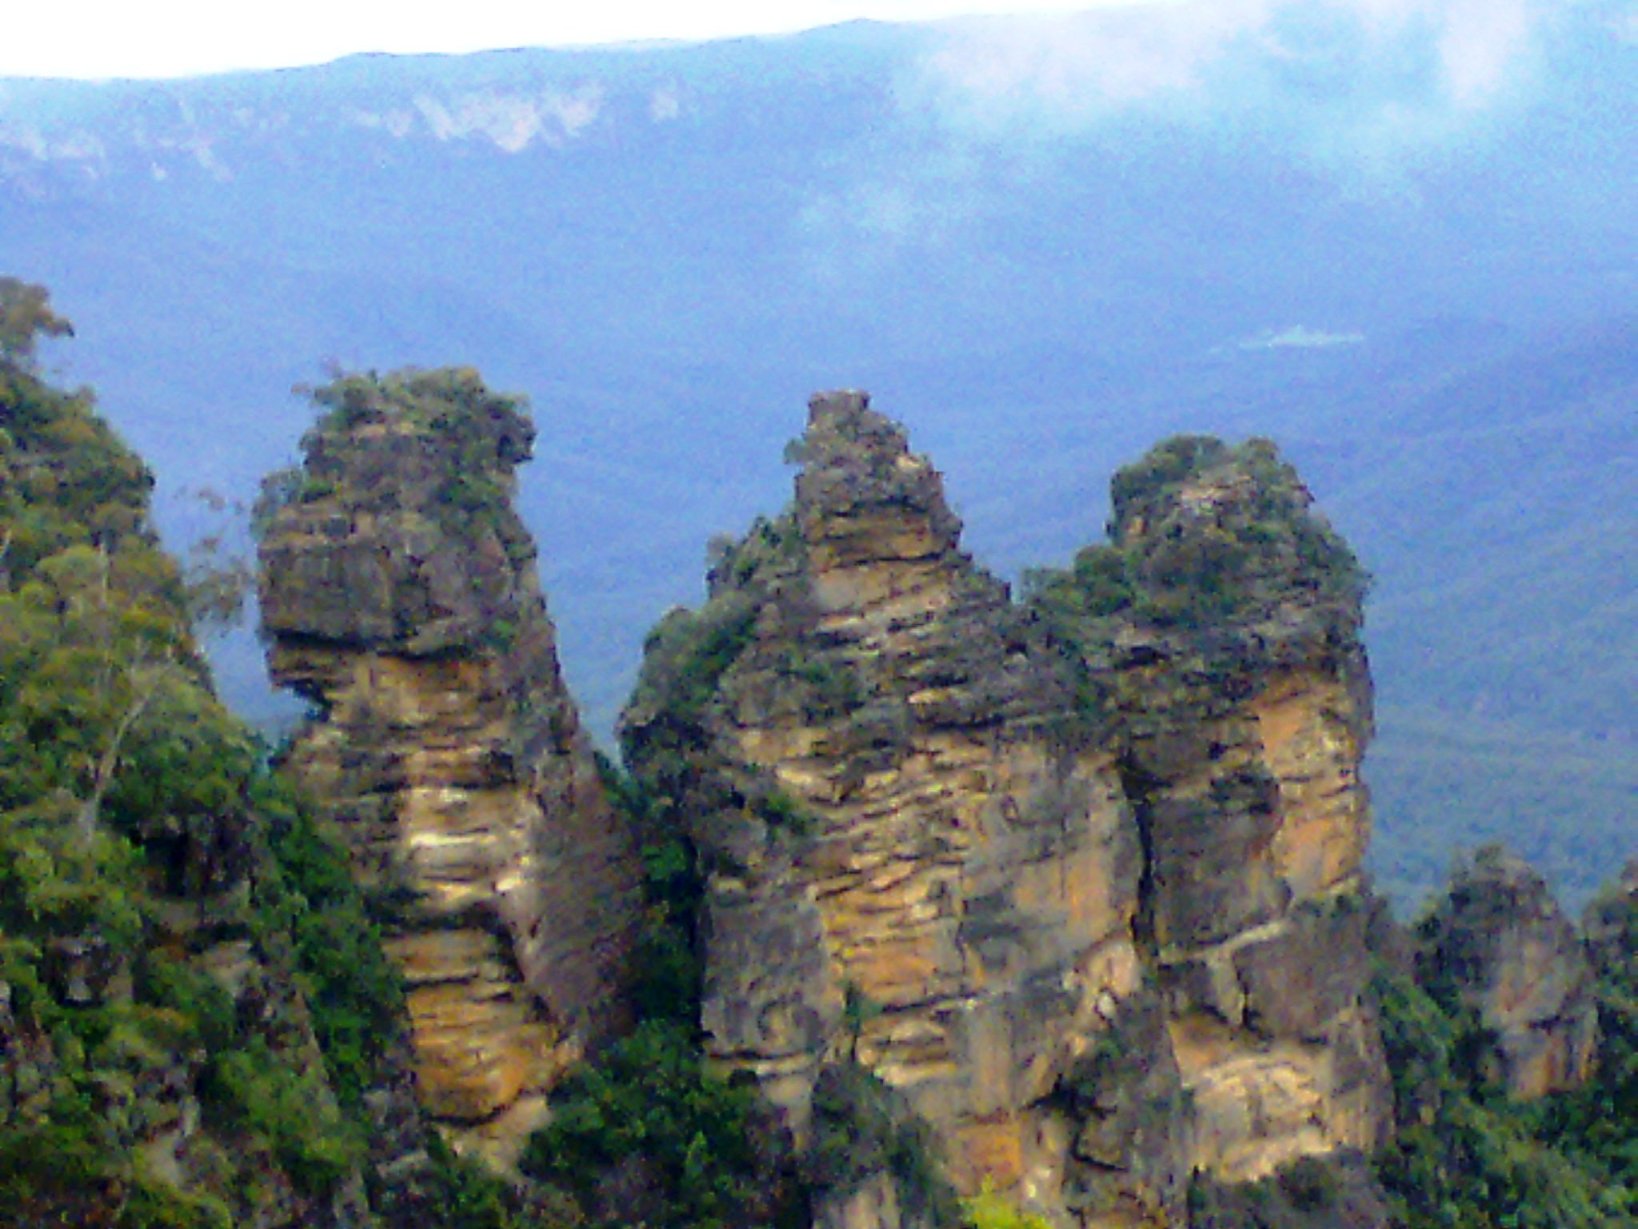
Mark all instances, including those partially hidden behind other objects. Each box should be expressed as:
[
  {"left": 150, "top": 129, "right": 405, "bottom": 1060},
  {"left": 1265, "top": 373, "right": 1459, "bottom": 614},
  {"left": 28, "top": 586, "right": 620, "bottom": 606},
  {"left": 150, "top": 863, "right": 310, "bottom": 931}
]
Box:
[{"left": 2, "top": 1, "right": 1134, "bottom": 80}]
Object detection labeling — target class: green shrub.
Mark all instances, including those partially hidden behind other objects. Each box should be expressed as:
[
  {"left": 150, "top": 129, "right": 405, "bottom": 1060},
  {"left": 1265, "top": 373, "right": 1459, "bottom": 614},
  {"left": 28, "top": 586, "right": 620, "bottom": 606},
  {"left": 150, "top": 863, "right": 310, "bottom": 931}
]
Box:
[
  {"left": 962, "top": 1182, "right": 1055, "bottom": 1229},
  {"left": 520, "top": 1019, "right": 773, "bottom": 1228}
]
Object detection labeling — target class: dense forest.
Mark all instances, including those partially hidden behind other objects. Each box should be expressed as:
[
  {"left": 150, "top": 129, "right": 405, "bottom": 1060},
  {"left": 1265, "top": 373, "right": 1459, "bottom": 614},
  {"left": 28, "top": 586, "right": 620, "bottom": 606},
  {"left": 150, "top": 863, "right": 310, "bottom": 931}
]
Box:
[{"left": 1, "top": 279, "right": 1633, "bottom": 1227}]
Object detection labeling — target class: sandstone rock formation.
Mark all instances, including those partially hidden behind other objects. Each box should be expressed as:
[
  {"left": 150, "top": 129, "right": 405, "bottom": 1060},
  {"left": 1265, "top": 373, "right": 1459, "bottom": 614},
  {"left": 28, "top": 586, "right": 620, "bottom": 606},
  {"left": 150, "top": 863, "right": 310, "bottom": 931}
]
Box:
[
  {"left": 258, "top": 368, "right": 641, "bottom": 1166},
  {"left": 1416, "top": 845, "right": 1600, "bottom": 1099},
  {"left": 1087, "top": 435, "right": 1392, "bottom": 1185},
  {"left": 620, "top": 394, "right": 1392, "bottom": 1225},
  {"left": 624, "top": 390, "right": 1171, "bottom": 1220}
]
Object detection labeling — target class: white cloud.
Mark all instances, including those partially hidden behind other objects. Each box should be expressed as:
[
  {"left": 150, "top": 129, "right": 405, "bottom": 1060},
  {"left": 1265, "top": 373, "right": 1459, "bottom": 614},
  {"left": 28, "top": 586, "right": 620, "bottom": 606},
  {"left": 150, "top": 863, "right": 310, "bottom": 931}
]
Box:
[
  {"left": 925, "top": 0, "right": 1274, "bottom": 123},
  {"left": 1436, "top": 0, "right": 1536, "bottom": 108},
  {"left": 3, "top": 2, "right": 1142, "bottom": 81},
  {"left": 1237, "top": 325, "right": 1367, "bottom": 350},
  {"left": 919, "top": 0, "right": 1576, "bottom": 130}
]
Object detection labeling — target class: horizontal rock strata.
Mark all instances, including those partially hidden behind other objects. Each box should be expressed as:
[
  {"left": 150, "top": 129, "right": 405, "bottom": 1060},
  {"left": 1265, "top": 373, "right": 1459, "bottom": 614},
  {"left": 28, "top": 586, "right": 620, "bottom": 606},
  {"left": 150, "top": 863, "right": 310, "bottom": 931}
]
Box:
[
  {"left": 259, "top": 368, "right": 640, "bottom": 1167},
  {"left": 624, "top": 392, "right": 1178, "bottom": 1224},
  {"left": 623, "top": 399, "right": 1402, "bottom": 1226}
]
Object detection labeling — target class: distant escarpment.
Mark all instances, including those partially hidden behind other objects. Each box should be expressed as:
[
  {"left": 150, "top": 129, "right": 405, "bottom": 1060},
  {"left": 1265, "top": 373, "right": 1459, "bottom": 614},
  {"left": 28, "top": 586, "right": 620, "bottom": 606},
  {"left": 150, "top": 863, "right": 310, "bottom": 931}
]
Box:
[
  {"left": 620, "top": 392, "right": 1394, "bottom": 1225},
  {"left": 257, "top": 368, "right": 641, "bottom": 1166}
]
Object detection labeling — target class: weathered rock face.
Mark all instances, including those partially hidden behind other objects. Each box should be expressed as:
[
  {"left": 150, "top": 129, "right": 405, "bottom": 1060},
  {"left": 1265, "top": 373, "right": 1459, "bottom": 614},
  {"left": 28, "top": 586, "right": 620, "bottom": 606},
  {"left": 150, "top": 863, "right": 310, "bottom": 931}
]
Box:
[
  {"left": 1091, "top": 437, "right": 1392, "bottom": 1184},
  {"left": 1416, "top": 846, "right": 1599, "bottom": 1100},
  {"left": 621, "top": 398, "right": 1390, "bottom": 1224},
  {"left": 624, "top": 392, "right": 1174, "bottom": 1224},
  {"left": 259, "top": 368, "right": 641, "bottom": 1166}
]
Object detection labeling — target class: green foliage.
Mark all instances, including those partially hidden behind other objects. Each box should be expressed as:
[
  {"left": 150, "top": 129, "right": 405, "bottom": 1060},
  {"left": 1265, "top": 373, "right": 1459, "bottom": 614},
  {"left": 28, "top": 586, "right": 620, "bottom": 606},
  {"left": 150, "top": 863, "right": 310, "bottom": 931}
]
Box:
[
  {"left": 841, "top": 981, "right": 883, "bottom": 1060},
  {"left": 1109, "top": 434, "right": 1230, "bottom": 520},
  {"left": 1371, "top": 959, "right": 1633, "bottom": 1226},
  {"left": 1116, "top": 435, "right": 1367, "bottom": 624},
  {"left": 706, "top": 514, "right": 802, "bottom": 593},
  {"left": 520, "top": 1019, "right": 775, "bottom": 1229},
  {"left": 1528, "top": 879, "right": 1638, "bottom": 1204},
  {"left": 0, "top": 333, "right": 388, "bottom": 1218},
  {"left": 0, "top": 277, "right": 73, "bottom": 371},
  {"left": 1029, "top": 435, "right": 1367, "bottom": 664},
  {"left": 301, "top": 365, "right": 530, "bottom": 529},
  {"left": 115, "top": 1177, "right": 233, "bottom": 1229},
  {"left": 254, "top": 369, "right": 539, "bottom": 592},
  {"left": 961, "top": 1182, "right": 1055, "bottom": 1229},
  {"left": 1187, "top": 1154, "right": 1388, "bottom": 1229},
  {"left": 632, "top": 593, "right": 759, "bottom": 727},
  {"left": 206, "top": 1038, "right": 362, "bottom": 1193},
  {"left": 518, "top": 760, "right": 798, "bottom": 1228},
  {"left": 758, "top": 787, "right": 818, "bottom": 837},
  {"left": 246, "top": 769, "right": 405, "bottom": 1109},
  {"left": 420, "top": 1132, "right": 534, "bottom": 1229}
]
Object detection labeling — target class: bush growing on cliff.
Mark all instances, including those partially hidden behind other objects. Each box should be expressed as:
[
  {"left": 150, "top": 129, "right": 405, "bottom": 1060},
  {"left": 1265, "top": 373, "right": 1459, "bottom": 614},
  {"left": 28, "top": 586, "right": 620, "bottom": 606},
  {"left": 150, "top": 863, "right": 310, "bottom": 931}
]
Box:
[
  {"left": 629, "top": 594, "right": 759, "bottom": 727},
  {"left": 1529, "top": 874, "right": 1638, "bottom": 1206},
  {"left": 0, "top": 277, "right": 73, "bottom": 370},
  {"left": 246, "top": 768, "right": 405, "bottom": 1110},
  {"left": 1033, "top": 435, "right": 1367, "bottom": 641},
  {"left": 1187, "top": 1153, "right": 1388, "bottom": 1229},
  {"left": 515, "top": 759, "right": 800, "bottom": 1228},
  {"left": 962, "top": 1186, "right": 1055, "bottom": 1229},
  {"left": 520, "top": 1018, "right": 788, "bottom": 1229},
  {"left": 269, "top": 367, "right": 536, "bottom": 556}
]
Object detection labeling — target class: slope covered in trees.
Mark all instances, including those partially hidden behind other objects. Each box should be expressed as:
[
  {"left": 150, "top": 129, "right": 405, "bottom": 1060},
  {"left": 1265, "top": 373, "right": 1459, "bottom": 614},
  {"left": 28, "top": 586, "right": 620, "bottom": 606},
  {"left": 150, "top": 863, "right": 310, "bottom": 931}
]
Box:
[{"left": 0, "top": 283, "right": 522, "bottom": 1227}]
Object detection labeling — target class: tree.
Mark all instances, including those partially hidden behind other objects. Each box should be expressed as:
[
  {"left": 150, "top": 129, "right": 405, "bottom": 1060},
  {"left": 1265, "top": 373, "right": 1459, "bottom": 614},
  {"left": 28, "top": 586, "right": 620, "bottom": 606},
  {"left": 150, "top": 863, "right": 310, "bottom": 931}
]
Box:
[{"left": 0, "top": 277, "right": 74, "bottom": 370}]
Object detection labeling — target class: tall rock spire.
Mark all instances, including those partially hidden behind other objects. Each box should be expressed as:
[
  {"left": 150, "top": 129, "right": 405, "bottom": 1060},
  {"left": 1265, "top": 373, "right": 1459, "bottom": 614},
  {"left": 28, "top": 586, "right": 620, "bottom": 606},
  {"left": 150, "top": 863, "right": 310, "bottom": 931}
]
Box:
[
  {"left": 258, "top": 367, "right": 641, "bottom": 1167},
  {"left": 623, "top": 392, "right": 1181, "bottom": 1224}
]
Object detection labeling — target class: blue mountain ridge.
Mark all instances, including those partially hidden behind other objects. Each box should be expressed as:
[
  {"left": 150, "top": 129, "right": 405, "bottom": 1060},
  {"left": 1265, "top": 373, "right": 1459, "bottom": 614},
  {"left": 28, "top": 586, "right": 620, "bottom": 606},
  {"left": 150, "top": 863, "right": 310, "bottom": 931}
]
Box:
[{"left": 1, "top": 7, "right": 1632, "bottom": 908}]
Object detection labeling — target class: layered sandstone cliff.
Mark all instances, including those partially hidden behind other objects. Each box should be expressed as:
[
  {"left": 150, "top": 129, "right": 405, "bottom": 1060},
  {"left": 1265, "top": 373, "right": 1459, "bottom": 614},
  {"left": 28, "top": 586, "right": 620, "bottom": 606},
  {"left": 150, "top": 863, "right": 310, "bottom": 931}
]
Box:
[
  {"left": 621, "top": 394, "right": 1393, "bottom": 1225},
  {"left": 1085, "top": 436, "right": 1392, "bottom": 1185},
  {"left": 258, "top": 368, "right": 641, "bottom": 1166},
  {"left": 625, "top": 390, "right": 1173, "bottom": 1223}
]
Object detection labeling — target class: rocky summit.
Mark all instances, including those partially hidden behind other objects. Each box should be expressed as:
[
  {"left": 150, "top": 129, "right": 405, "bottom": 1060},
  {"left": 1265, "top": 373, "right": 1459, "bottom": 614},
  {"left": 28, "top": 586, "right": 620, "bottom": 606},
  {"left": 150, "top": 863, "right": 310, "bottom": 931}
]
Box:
[
  {"left": 1414, "top": 846, "right": 1600, "bottom": 1100},
  {"left": 257, "top": 368, "right": 642, "bottom": 1167},
  {"left": 619, "top": 393, "right": 1402, "bottom": 1225}
]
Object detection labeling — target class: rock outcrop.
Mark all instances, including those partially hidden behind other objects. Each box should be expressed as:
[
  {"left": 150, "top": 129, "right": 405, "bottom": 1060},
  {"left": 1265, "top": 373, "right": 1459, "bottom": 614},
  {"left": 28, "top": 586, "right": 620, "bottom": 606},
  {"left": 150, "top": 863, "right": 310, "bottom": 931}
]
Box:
[
  {"left": 1416, "top": 845, "right": 1600, "bottom": 1100},
  {"left": 621, "top": 395, "right": 1392, "bottom": 1225},
  {"left": 258, "top": 368, "right": 641, "bottom": 1166},
  {"left": 624, "top": 390, "right": 1169, "bottom": 1221},
  {"left": 1088, "top": 435, "right": 1392, "bottom": 1184}
]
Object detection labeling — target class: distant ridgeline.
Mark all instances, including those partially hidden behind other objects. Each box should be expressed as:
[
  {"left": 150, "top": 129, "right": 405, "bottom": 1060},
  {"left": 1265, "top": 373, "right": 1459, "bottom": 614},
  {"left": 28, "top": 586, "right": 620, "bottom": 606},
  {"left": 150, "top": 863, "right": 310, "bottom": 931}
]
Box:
[{"left": 1, "top": 278, "right": 1633, "bottom": 1228}]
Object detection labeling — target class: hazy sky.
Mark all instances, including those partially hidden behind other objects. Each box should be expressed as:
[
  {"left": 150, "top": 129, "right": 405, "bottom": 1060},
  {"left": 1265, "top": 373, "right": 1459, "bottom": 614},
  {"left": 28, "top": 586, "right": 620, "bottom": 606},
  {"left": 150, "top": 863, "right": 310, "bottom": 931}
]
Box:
[{"left": 3, "top": 1, "right": 1133, "bottom": 80}]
